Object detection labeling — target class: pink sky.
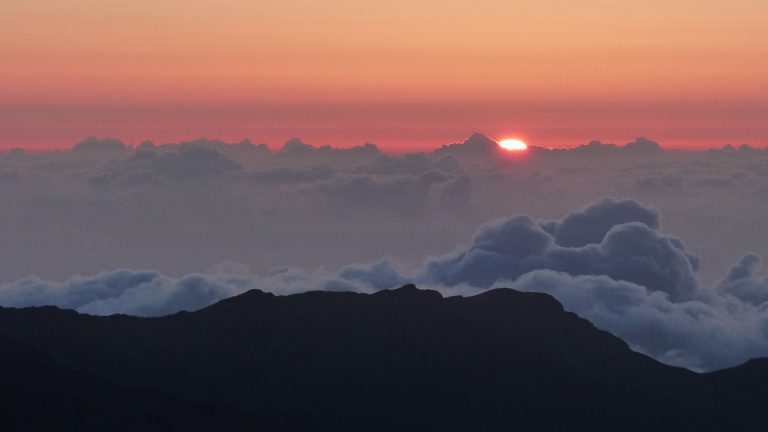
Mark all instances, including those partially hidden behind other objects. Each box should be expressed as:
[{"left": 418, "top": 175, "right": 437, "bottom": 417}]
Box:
[{"left": 2, "top": 0, "right": 766, "bottom": 151}]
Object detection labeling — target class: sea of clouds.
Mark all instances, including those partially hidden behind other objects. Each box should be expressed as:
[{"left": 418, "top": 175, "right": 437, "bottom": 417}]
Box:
[{"left": 1, "top": 133, "right": 768, "bottom": 371}]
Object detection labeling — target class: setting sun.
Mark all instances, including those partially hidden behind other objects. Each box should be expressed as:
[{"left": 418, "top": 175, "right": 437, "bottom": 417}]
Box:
[{"left": 498, "top": 139, "right": 528, "bottom": 151}]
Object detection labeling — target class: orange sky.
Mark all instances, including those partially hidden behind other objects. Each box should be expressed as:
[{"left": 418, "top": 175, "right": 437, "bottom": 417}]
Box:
[{"left": 1, "top": 0, "right": 766, "bottom": 151}]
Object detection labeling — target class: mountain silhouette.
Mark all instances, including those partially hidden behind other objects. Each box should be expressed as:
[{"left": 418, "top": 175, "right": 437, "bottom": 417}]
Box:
[
  {"left": 433, "top": 133, "right": 501, "bottom": 157},
  {"left": 1, "top": 285, "right": 765, "bottom": 431}
]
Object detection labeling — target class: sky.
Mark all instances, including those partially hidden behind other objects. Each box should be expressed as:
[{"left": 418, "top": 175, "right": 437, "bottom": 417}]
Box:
[{"left": 2, "top": 0, "right": 767, "bottom": 150}]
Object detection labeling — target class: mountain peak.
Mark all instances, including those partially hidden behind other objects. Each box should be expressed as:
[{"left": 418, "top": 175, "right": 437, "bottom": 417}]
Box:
[
  {"left": 433, "top": 133, "right": 500, "bottom": 157},
  {"left": 372, "top": 284, "right": 443, "bottom": 301},
  {"left": 463, "top": 132, "right": 497, "bottom": 148}
]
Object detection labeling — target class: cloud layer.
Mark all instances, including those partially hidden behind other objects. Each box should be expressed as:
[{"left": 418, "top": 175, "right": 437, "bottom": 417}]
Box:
[
  {"left": 2, "top": 196, "right": 768, "bottom": 371},
  {"left": 3, "top": 135, "right": 768, "bottom": 371},
  {"left": 2, "top": 134, "right": 768, "bottom": 282}
]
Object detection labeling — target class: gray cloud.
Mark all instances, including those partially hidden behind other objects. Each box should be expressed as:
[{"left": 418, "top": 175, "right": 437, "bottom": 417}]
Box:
[
  {"left": 0, "top": 267, "right": 377, "bottom": 317},
  {"left": 717, "top": 254, "right": 768, "bottom": 306},
  {"left": 2, "top": 134, "right": 767, "bottom": 284},
  {"left": 423, "top": 198, "right": 699, "bottom": 301},
  {"left": 0, "top": 270, "right": 244, "bottom": 317},
  {"left": 72, "top": 137, "right": 130, "bottom": 155},
  {"left": 540, "top": 197, "right": 660, "bottom": 247},
  {"left": 412, "top": 198, "right": 768, "bottom": 370},
  {"left": 90, "top": 144, "right": 242, "bottom": 187},
  {"left": 2, "top": 135, "right": 768, "bottom": 371},
  {"left": 502, "top": 270, "right": 768, "bottom": 372}
]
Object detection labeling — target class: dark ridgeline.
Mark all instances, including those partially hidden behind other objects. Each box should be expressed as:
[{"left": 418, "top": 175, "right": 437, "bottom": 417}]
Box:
[{"left": 0, "top": 285, "right": 765, "bottom": 431}]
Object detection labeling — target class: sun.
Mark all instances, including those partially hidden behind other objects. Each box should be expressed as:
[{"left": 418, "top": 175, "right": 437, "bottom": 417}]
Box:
[{"left": 498, "top": 138, "right": 528, "bottom": 151}]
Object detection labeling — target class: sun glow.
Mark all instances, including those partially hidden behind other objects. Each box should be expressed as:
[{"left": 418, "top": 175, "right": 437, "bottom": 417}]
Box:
[{"left": 498, "top": 139, "right": 528, "bottom": 151}]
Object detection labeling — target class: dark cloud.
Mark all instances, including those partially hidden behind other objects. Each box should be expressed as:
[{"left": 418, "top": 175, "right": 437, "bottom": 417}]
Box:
[
  {"left": 277, "top": 138, "right": 382, "bottom": 165},
  {"left": 423, "top": 198, "right": 699, "bottom": 300},
  {"left": 90, "top": 144, "right": 242, "bottom": 186},
  {"left": 171, "top": 138, "right": 272, "bottom": 166},
  {"left": 572, "top": 140, "right": 620, "bottom": 155},
  {"left": 535, "top": 137, "right": 665, "bottom": 159},
  {"left": 7, "top": 148, "right": 26, "bottom": 158},
  {"left": 432, "top": 133, "right": 502, "bottom": 159},
  {"left": 540, "top": 197, "right": 660, "bottom": 247},
  {"left": 717, "top": 254, "right": 768, "bottom": 306},
  {"left": 623, "top": 137, "right": 664, "bottom": 155},
  {"left": 72, "top": 137, "right": 129, "bottom": 154}
]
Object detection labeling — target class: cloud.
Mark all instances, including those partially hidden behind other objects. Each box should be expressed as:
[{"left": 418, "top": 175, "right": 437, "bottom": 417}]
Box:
[
  {"left": 423, "top": 198, "right": 699, "bottom": 301},
  {"left": 295, "top": 170, "right": 473, "bottom": 214},
  {"left": 572, "top": 140, "right": 620, "bottom": 155},
  {"left": 413, "top": 198, "right": 768, "bottom": 370},
  {"left": 717, "top": 254, "right": 768, "bottom": 306},
  {"left": 622, "top": 137, "right": 664, "bottom": 155},
  {"left": 358, "top": 152, "right": 463, "bottom": 176},
  {"left": 90, "top": 143, "right": 242, "bottom": 186},
  {"left": 432, "top": 133, "right": 502, "bottom": 159},
  {"left": 540, "top": 197, "right": 660, "bottom": 247},
  {"left": 0, "top": 266, "right": 379, "bottom": 317},
  {"left": 72, "top": 137, "right": 129, "bottom": 155},
  {"left": 502, "top": 270, "right": 768, "bottom": 372},
  {"left": 276, "top": 138, "right": 382, "bottom": 165},
  {"left": 338, "top": 259, "right": 408, "bottom": 289},
  {"left": 248, "top": 165, "right": 336, "bottom": 187},
  {"left": 0, "top": 270, "right": 246, "bottom": 317},
  {"left": 552, "top": 137, "right": 664, "bottom": 157},
  {"left": 2, "top": 197, "right": 768, "bottom": 371}
]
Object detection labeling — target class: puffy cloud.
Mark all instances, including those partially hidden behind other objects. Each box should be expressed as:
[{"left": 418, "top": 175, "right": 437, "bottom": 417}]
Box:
[
  {"left": 72, "top": 137, "right": 129, "bottom": 154},
  {"left": 423, "top": 198, "right": 699, "bottom": 300},
  {"left": 503, "top": 270, "right": 768, "bottom": 371},
  {"left": 432, "top": 133, "right": 501, "bottom": 159},
  {"left": 338, "top": 260, "right": 408, "bottom": 289},
  {"left": 717, "top": 254, "right": 768, "bottom": 306},
  {"left": 572, "top": 140, "right": 620, "bottom": 155},
  {"left": 557, "top": 137, "right": 664, "bottom": 157},
  {"left": 170, "top": 138, "right": 272, "bottom": 166},
  {"left": 540, "top": 197, "right": 660, "bottom": 247},
  {"left": 415, "top": 198, "right": 768, "bottom": 370},
  {"left": 276, "top": 138, "right": 382, "bottom": 165},
  {"left": 623, "top": 137, "right": 664, "bottom": 155},
  {"left": 0, "top": 267, "right": 379, "bottom": 317},
  {"left": 90, "top": 143, "right": 242, "bottom": 186},
  {"left": 0, "top": 270, "right": 246, "bottom": 317}
]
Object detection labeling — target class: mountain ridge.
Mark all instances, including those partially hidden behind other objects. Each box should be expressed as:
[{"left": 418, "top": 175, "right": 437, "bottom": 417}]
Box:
[{"left": 1, "top": 285, "right": 765, "bottom": 431}]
